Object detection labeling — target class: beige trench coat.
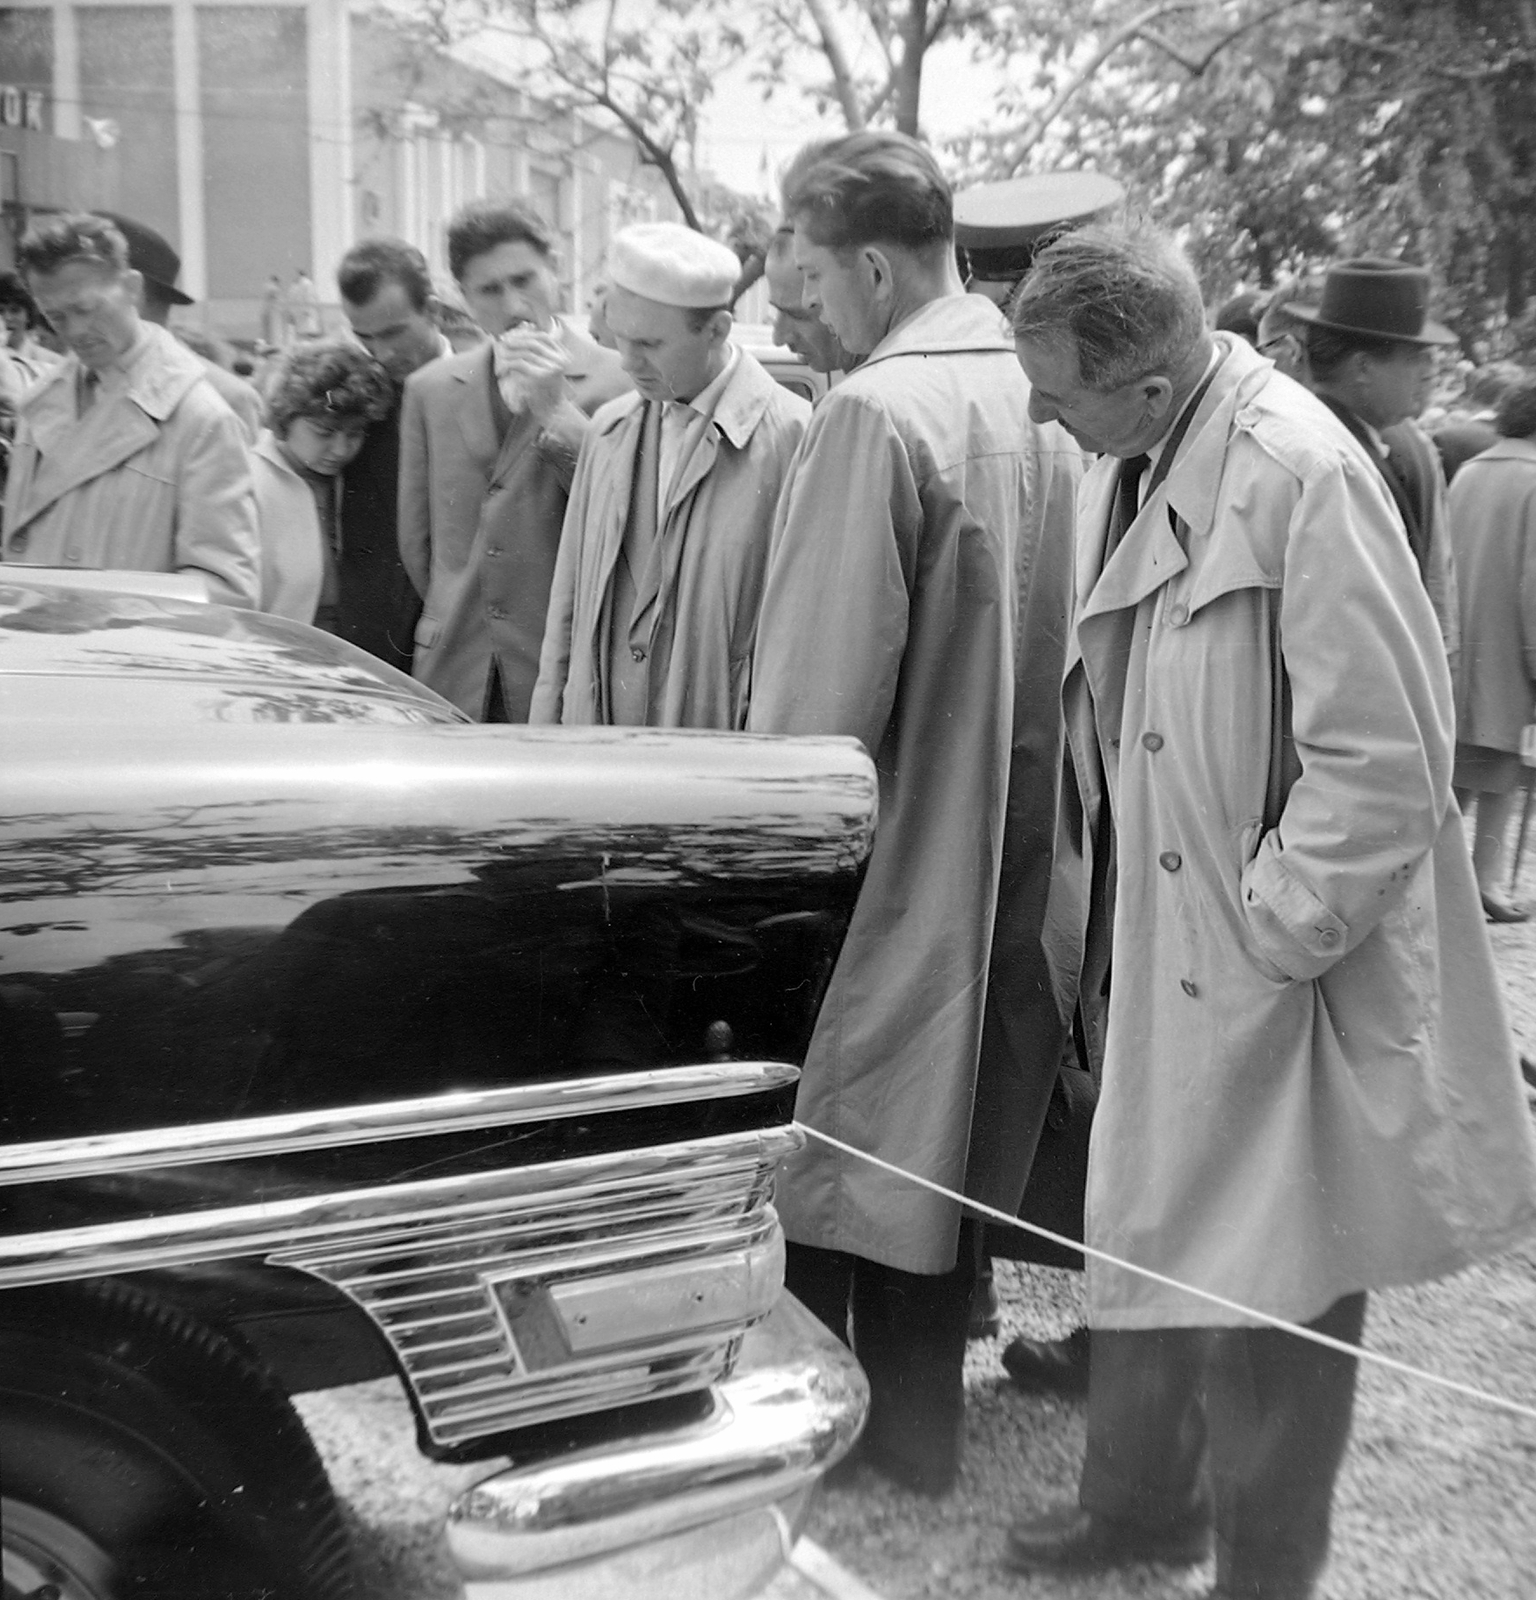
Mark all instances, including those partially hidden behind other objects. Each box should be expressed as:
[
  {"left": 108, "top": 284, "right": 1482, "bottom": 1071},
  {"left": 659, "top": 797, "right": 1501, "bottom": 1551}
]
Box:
[
  {"left": 1448, "top": 437, "right": 1536, "bottom": 753},
  {"left": 530, "top": 350, "right": 809, "bottom": 728},
  {"left": 1048, "top": 336, "right": 1536, "bottom": 1329},
  {"left": 748, "top": 293, "right": 1084, "bottom": 1275},
  {"left": 2, "top": 323, "right": 260, "bottom": 607}
]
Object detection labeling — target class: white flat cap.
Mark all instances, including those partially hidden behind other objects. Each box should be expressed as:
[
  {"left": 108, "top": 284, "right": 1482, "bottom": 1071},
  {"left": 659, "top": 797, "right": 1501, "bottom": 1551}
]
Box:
[{"left": 608, "top": 222, "right": 740, "bottom": 309}]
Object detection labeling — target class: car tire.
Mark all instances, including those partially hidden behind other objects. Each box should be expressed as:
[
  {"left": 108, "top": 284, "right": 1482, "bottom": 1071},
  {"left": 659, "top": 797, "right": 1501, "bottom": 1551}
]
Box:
[{"left": 0, "top": 1279, "right": 354, "bottom": 1600}]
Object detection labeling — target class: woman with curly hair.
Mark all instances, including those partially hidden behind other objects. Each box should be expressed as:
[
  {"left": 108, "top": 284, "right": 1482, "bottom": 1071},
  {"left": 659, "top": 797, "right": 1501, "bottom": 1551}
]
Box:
[{"left": 255, "top": 340, "right": 393, "bottom": 625}]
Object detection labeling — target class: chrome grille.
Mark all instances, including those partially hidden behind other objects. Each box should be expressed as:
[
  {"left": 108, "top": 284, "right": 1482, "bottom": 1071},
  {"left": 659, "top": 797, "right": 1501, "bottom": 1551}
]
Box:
[{"left": 269, "top": 1127, "right": 798, "bottom": 1447}]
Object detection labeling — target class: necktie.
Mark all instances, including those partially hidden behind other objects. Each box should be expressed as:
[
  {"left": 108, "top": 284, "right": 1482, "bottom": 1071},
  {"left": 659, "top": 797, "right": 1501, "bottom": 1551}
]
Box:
[
  {"left": 78, "top": 368, "right": 101, "bottom": 417},
  {"left": 621, "top": 401, "right": 663, "bottom": 634},
  {"left": 1104, "top": 453, "right": 1150, "bottom": 563}
]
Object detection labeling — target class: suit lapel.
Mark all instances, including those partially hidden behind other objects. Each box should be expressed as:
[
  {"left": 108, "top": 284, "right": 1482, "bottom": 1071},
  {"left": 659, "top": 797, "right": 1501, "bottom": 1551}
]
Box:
[{"left": 454, "top": 347, "right": 502, "bottom": 471}]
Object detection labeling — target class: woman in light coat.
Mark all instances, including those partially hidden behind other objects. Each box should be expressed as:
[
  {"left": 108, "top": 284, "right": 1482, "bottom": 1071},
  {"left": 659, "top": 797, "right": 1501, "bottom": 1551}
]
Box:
[
  {"left": 1448, "top": 375, "right": 1536, "bottom": 919},
  {"left": 253, "top": 341, "right": 392, "bottom": 626}
]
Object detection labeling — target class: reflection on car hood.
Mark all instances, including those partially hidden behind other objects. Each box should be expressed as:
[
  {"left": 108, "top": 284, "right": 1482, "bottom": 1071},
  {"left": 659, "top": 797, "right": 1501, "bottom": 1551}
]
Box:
[{"left": 0, "top": 582, "right": 463, "bottom": 723}]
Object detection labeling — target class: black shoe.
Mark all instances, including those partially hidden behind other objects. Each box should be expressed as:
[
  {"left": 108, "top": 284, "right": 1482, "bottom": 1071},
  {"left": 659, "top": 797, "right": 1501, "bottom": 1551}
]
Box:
[
  {"left": 1000, "top": 1324, "right": 1091, "bottom": 1396},
  {"left": 1002, "top": 1504, "right": 1211, "bottom": 1574},
  {"left": 967, "top": 1270, "right": 1001, "bottom": 1340}
]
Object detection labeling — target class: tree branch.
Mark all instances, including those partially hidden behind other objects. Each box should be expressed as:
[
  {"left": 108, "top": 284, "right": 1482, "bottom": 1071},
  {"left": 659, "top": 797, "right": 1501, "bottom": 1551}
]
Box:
[
  {"left": 1136, "top": 0, "right": 1318, "bottom": 75},
  {"left": 803, "top": 0, "right": 867, "bottom": 129},
  {"left": 1007, "top": 1, "right": 1199, "bottom": 170}
]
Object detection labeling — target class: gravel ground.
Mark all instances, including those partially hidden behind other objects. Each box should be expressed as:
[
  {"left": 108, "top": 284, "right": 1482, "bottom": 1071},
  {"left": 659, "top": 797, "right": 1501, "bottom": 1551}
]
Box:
[
  {"left": 306, "top": 827, "right": 1536, "bottom": 1599},
  {"left": 804, "top": 829, "right": 1536, "bottom": 1600}
]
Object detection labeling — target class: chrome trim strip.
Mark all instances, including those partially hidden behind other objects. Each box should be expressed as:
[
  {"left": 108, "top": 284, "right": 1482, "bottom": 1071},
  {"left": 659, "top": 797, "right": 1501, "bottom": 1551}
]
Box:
[
  {"left": 447, "top": 1293, "right": 869, "bottom": 1583},
  {"left": 0, "top": 1127, "right": 801, "bottom": 1287},
  {"left": 0, "top": 1061, "right": 799, "bottom": 1186}
]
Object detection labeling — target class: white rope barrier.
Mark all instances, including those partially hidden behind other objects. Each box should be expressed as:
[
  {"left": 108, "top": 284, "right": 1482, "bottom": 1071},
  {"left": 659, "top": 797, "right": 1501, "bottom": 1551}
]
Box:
[{"left": 794, "top": 1121, "right": 1536, "bottom": 1426}]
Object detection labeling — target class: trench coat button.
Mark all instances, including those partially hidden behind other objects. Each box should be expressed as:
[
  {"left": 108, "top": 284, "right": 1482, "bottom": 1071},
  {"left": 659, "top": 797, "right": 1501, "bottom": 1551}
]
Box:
[
  {"left": 1168, "top": 603, "right": 1189, "bottom": 626},
  {"left": 1142, "top": 731, "right": 1164, "bottom": 751},
  {"left": 487, "top": 603, "right": 507, "bottom": 620},
  {"left": 65, "top": 548, "right": 81, "bottom": 562},
  {"left": 1318, "top": 927, "right": 1341, "bottom": 948},
  {"left": 1180, "top": 978, "right": 1198, "bottom": 997},
  {"left": 1159, "top": 850, "right": 1182, "bottom": 872},
  {"left": 631, "top": 645, "right": 647, "bottom": 663},
  {"left": 485, "top": 545, "right": 502, "bottom": 558},
  {"left": 8, "top": 532, "right": 26, "bottom": 553}
]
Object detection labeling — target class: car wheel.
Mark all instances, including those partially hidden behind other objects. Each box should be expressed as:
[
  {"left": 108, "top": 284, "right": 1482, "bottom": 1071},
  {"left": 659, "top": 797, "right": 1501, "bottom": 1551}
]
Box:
[{"left": 0, "top": 1279, "right": 354, "bottom": 1600}]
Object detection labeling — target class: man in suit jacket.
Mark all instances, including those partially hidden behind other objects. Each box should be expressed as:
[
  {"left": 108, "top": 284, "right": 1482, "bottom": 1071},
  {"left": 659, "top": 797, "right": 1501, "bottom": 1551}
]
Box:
[
  {"left": 399, "top": 202, "right": 628, "bottom": 718},
  {"left": 337, "top": 238, "right": 451, "bottom": 673}
]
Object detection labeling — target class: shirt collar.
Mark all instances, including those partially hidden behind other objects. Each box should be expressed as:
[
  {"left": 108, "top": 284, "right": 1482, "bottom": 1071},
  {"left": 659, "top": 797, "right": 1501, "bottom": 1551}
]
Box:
[{"left": 1145, "top": 345, "right": 1222, "bottom": 479}]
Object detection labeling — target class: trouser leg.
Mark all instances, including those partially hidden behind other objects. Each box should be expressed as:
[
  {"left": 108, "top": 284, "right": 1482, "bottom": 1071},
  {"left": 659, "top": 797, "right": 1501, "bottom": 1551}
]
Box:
[
  {"left": 1205, "top": 1292, "right": 1367, "bottom": 1600},
  {"left": 783, "top": 1241, "right": 856, "bottom": 1345},
  {"left": 846, "top": 1220, "right": 977, "bottom": 1493},
  {"left": 1078, "top": 1326, "right": 1211, "bottom": 1531}
]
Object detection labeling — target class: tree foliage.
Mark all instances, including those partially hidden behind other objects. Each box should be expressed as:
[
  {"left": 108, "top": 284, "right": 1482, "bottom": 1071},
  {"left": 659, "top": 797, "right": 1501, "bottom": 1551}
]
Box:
[
  {"left": 457, "top": 0, "right": 754, "bottom": 228},
  {"left": 964, "top": 0, "right": 1536, "bottom": 354},
  {"left": 752, "top": 0, "right": 995, "bottom": 136}
]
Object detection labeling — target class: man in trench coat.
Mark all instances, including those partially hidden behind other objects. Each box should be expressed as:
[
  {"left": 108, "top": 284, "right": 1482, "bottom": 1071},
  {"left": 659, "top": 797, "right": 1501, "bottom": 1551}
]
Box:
[
  {"left": 398, "top": 201, "right": 628, "bottom": 718},
  {"left": 530, "top": 223, "right": 808, "bottom": 729},
  {"left": 1006, "top": 222, "right": 1536, "bottom": 1600},
  {"left": 747, "top": 130, "right": 1082, "bottom": 1495},
  {"left": 2, "top": 213, "right": 259, "bottom": 607}
]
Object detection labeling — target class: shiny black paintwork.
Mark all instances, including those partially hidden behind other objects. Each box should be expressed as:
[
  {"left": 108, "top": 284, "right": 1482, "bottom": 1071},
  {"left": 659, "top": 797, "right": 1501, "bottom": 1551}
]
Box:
[{"left": 1, "top": 584, "right": 875, "bottom": 1275}]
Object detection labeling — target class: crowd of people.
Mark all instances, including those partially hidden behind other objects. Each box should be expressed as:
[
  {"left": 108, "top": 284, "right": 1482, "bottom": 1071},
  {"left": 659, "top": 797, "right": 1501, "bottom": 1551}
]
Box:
[{"left": 3, "top": 129, "right": 1536, "bottom": 1600}]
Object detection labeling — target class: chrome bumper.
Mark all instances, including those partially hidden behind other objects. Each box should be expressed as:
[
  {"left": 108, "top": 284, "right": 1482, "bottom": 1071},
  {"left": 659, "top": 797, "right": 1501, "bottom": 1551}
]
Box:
[{"left": 446, "top": 1292, "right": 868, "bottom": 1600}]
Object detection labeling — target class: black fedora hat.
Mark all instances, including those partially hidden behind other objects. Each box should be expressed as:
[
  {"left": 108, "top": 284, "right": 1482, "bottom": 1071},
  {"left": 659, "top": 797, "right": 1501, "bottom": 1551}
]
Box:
[
  {"left": 94, "top": 211, "right": 194, "bottom": 306},
  {"left": 1287, "top": 256, "right": 1455, "bottom": 346}
]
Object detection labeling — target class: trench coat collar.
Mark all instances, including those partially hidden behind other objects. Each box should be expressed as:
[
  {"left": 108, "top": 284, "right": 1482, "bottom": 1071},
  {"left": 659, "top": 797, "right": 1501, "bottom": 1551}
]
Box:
[
  {"left": 10, "top": 322, "right": 210, "bottom": 533},
  {"left": 1465, "top": 436, "right": 1536, "bottom": 469},
  {"left": 1078, "top": 334, "right": 1275, "bottom": 626},
  {"left": 666, "top": 347, "right": 782, "bottom": 505},
  {"left": 856, "top": 291, "right": 1013, "bottom": 370},
  {"left": 583, "top": 348, "right": 786, "bottom": 631}
]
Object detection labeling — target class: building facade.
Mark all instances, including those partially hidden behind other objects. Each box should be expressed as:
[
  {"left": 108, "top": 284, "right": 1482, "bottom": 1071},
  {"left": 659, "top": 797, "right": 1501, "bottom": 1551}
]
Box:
[{"left": 0, "top": 0, "right": 677, "bottom": 336}]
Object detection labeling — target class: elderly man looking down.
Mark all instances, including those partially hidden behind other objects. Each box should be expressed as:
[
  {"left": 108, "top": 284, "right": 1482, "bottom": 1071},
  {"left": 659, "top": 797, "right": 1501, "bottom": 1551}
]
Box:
[
  {"left": 531, "top": 223, "right": 807, "bottom": 728},
  {"left": 1004, "top": 221, "right": 1536, "bottom": 1600},
  {"left": 747, "top": 130, "right": 1081, "bottom": 1496},
  {"left": 1, "top": 213, "right": 258, "bottom": 606}
]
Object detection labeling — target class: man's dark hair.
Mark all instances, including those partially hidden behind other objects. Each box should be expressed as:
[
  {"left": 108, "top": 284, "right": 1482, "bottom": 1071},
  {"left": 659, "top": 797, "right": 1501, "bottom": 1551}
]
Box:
[
  {"left": 266, "top": 338, "right": 394, "bottom": 438},
  {"left": 0, "top": 270, "right": 40, "bottom": 320},
  {"left": 17, "top": 213, "right": 129, "bottom": 280},
  {"left": 337, "top": 237, "right": 433, "bottom": 312},
  {"left": 1011, "top": 221, "right": 1206, "bottom": 391},
  {"left": 447, "top": 201, "right": 554, "bottom": 283},
  {"left": 1496, "top": 375, "right": 1536, "bottom": 440},
  {"left": 782, "top": 131, "right": 952, "bottom": 255},
  {"left": 1301, "top": 324, "right": 1406, "bottom": 382}
]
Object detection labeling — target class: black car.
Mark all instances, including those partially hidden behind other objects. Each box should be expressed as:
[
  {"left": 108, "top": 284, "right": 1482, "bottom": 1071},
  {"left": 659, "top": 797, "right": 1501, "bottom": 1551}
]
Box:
[{"left": 0, "top": 571, "right": 873, "bottom": 1600}]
